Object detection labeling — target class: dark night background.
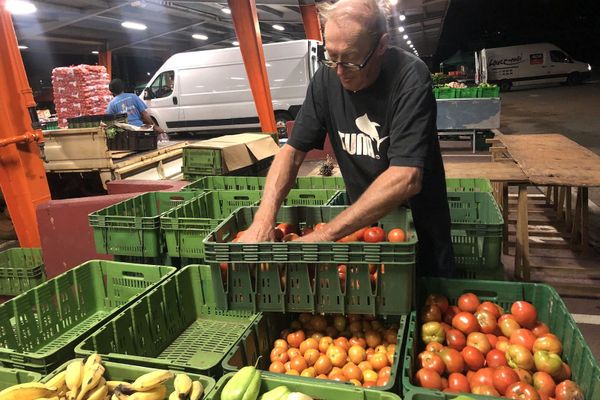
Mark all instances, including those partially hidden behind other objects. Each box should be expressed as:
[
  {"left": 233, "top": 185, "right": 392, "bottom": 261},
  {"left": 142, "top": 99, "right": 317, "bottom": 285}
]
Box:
[{"left": 434, "top": 0, "right": 600, "bottom": 68}]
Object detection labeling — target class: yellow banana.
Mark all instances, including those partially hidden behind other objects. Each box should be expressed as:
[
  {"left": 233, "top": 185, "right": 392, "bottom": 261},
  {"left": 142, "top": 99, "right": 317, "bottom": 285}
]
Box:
[
  {"left": 168, "top": 391, "right": 179, "bottom": 400},
  {"left": 85, "top": 377, "right": 108, "bottom": 400},
  {"left": 35, "top": 397, "right": 59, "bottom": 400},
  {"left": 131, "top": 370, "right": 173, "bottom": 392},
  {"left": 45, "top": 370, "right": 68, "bottom": 392},
  {"left": 0, "top": 382, "right": 58, "bottom": 400},
  {"left": 174, "top": 374, "right": 192, "bottom": 397},
  {"left": 76, "top": 363, "right": 105, "bottom": 400},
  {"left": 128, "top": 385, "right": 167, "bottom": 400},
  {"left": 85, "top": 353, "right": 103, "bottom": 369},
  {"left": 111, "top": 394, "right": 124, "bottom": 400},
  {"left": 189, "top": 380, "right": 204, "bottom": 400},
  {"left": 65, "top": 359, "right": 85, "bottom": 397}
]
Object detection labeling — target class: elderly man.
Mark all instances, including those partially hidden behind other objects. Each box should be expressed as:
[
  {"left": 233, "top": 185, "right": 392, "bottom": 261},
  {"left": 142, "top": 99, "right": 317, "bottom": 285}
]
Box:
[{"left": 241, "top": 0, "right": 454, "bottom": 277}]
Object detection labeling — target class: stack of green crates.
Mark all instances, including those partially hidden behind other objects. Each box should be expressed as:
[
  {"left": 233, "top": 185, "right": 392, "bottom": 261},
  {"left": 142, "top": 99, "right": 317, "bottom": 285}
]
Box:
[
  {"left": 182, "top": 147, "right": 274, "bottom": 181},
  {"left": 0, "top": 260, "right": 175, "bottom": 373},
  {"left": 89, "top": 191, "right": 198, "bottom": 257},
  {"left": 0, "top": 247, "right": 46, "bottom": 296},
  {"left": 402, "top": 278, "right": 600, "bottom": 400}
]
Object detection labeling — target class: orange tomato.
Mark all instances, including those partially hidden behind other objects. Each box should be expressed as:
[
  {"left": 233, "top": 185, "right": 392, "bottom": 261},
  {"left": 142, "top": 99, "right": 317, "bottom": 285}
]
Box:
[
  {"left": 274, "top": 339, "right": 288, "bottom": 350},
  {"left": 330, "top": 373, "right": 348, "bottom": 382},
  {"left": 287, "top": 348, "right": 301, "bottom": 360},
  {"left": 376, "top": 376, "right": 389, "bottom": 387},
  {"left": 358, "top": 361, "right": 373, "bottom": 372},
  {"left": 370, "top": 353, "right": 389, "bottom": 371},
  {"left": 375, "top": 345, "right": 387, "bottom": 354},
  {"left": 387, "top": 228, "right": 406, "bottom": 242},
  {"left": 349, "top": 337, "right": 367, "bottom": 348},
  {"left": 326, "top": 345, "right": 348, "bottom": 368},
  {"left": 366, "top": 348, "right": 375, "bottom": 361},
  {"left": 378, "top": 366, "right": 392, "bottom": 379},
  {"left": 301, "top": 367, "right": 316, "bottom": 378},
  {"left": 269, "top": 361, "right": 286, "bottom": 373},
  {"left": 348, "top": 345, "right": 367, "bottom": 364},
  {"left": 365, "top": 331, "right": 382, "bottom": 348},
  {"left": 316, "top": 374, "right": 328, "bottom": 379},
  {"left": 328, "top": 367, "right": 343, "bottom": 379},
  {"left": 349, "top": 378, "right": 362, "bottom": 387},
  {"left": 284, "top": 361, "right": 292, "bottom": 372},
  {"left": 286, "top": 370, "right": 300, "bottom": 376},
  {"left": 287, "top": 330, "right": 305, "bottom": 348},
  {"left": 314, "top": 354, "right": 333, "bottom": 375},
  {"left": 384, "top": 329, "right": 398, "bottom": 345},
  {"left": 299, "top": 338, "right": 319, "bottom": 355},
  {"left": 319, "top": 337, "right": 333, "bottom": 353},
  {"left": 304, "top": 348, "right": 320, "bottom": 366},
  {"left": 363, "top": 369, "right": 379, "bottom": 382},
  {"left": 387, "top": 344, "right": 396, "bottom": 355},
  {"left": 270, "top": 347, "right": 289, "bottom": 364},
  {"left": 334, "top": 337, "right": 350, "bottom": 352},
  {"left": 290, "top": 355, "right": 308, "bottom": 373},
  {"left": 343, "top": 362, "right": 363, "bottom": 381},
  {"left": 363, "top": 381, "right": 377, "bottom": 388}
]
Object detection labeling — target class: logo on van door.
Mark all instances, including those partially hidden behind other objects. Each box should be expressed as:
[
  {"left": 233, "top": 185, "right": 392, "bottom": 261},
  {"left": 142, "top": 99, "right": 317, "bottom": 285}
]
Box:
[
  {"left": 489, "top": 55, "right": 525, "bottom": 67},
  {"left": 338, "top": 114, "right": 389, "bottom": 159}
]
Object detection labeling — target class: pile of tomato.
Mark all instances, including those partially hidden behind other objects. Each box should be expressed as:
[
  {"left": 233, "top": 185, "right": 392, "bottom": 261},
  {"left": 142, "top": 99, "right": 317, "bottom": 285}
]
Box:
[
  {"left": 415, "top": 293, "right": 584, "bottom": 400},
  {"left": 267, "top": 313, "right": 400, "bottom": 388}
]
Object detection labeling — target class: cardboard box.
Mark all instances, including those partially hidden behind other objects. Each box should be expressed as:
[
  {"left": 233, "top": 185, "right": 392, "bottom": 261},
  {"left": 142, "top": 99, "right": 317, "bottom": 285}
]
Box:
[{"left": 183, "top": 133, "right": 279, "bottom": 175}]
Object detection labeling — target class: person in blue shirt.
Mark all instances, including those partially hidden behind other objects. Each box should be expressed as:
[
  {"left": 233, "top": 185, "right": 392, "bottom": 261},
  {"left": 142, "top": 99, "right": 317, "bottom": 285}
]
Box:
[{"left": 106, "top": 79, "right": 165, "bottom": 134}]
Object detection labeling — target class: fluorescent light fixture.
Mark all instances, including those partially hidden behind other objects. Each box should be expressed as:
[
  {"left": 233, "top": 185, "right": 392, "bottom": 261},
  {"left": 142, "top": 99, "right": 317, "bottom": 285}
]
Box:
[
  {"left": 192, "top": 34, "right": 208, "bottom": 40},
  {"left": 274, "top": 79, "right": 285, "bottom": 82},
  {"left": 121, "top": 21, "right": 147, "bottom": 30},
  {"left": 6, "top": 0, "right": 37, "bottom": 15},
  {"left": 18, "top": 45, "right": 28, "bottom": 49},
  {"left": 403, "top": 34, "right": 408, "bottom": 40},
  {"left": 230, "top": 77, "right": 244, "bottom": 80},
  {"left": 389, "top": 0, "right": 398, "bottom": 5},
  {"left": 147, "top": 72, "right": 151, "bottom": 76},
  {"left": 399, "top": 14, "right": 406, "bottom": 21},
  {"left": 222, "top": 7, "right": 231, "bottom": 14},
  {"left": 232, "top": 41, "right": 239, "bottom": 46},
  {"left": 272, "top": 24, "right": 284, "bottom": 31},
  {"left": 265, "top": 63, "right": 272, "bottom": 67},
  {"left": 407, "top": 40, "right": 412, "bottom": 45},
  {"left": 398, "top": 26, "right": 405, "bottom": 33},
  {"left": 91, "top": 50, "right": 99, "bottom": 54}
]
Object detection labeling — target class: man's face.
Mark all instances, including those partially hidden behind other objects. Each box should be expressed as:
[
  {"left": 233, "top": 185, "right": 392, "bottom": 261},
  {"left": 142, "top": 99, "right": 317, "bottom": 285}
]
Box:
[{"left": 324, "top": 20, "right": 381, "bottom": 92}]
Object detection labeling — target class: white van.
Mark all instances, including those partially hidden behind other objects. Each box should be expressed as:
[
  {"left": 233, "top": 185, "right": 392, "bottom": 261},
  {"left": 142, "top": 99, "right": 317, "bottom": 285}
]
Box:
[
  {"left": 476, "top": 43, "right": 591, "bottom": 91},
  {"left": 141, "top": 40, "right": 320, "bottom": 136}
]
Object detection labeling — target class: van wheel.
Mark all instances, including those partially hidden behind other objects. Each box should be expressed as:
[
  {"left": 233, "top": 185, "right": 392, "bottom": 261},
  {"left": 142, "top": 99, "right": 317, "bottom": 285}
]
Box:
[
  {"left": 275, "top": 111, "right": 293, "bottom": 139},
  {"left": 499, "top": 80, "right": 512, "bottom": 92},
  {"left": 567, "top": 72, "right": 581, "bottom": 85}
]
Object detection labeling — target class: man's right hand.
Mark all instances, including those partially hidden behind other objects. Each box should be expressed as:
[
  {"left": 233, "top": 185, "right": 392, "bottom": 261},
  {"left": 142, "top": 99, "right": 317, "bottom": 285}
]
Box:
[{"left": 237, "top": 219, "right": 277, "bottom": 243}]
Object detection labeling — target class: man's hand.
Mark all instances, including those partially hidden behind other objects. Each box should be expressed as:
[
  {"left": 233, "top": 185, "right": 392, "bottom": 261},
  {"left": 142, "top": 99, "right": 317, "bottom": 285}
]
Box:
[
  {"left": 237, "top": 219, "right": 277, "bottom": 243},
  {"left": 294, "top": 227, "right": 334, "bottom": 242},
  {"left": 154, "top": 125, "right": 166, "bottom": 134}
]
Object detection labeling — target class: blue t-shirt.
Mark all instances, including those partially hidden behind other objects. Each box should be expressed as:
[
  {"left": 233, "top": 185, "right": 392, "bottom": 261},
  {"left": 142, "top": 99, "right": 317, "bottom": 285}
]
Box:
[{"left": 106, "top": 93, "right": 147, "bottom": 126}]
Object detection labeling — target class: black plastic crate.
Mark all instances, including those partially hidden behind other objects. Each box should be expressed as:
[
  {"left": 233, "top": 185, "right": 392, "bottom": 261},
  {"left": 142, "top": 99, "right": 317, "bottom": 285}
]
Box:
[{"left": 107, "top": 130, "right": 158, "bottom": 152}]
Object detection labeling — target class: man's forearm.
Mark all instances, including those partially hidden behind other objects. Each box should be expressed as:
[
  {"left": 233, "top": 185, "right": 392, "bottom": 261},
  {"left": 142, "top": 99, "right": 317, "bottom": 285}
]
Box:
[
  {"left": 319, "top": 166, "right": 422, "bottom": 241},
  {"left": 254, "top": 144, "right": 306, "bottom": 225},
  {"left": 141, "top": 111, "right": 153, "bottom": 125}
]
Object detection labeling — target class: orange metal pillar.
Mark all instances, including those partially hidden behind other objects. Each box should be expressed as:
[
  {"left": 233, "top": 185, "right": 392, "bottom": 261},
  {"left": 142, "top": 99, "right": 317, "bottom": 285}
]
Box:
[
  {"left": 0, "top": 0, "right": 52, "bottom": 247},
  {"left": 299, "top": 2, "right": 322, "bottom": 42},
  {"left": 98, "top": 50, "right": 112, "bottom": 78},
  {"left": 228, "top": 0, "right": 277, "bottom": 134}
]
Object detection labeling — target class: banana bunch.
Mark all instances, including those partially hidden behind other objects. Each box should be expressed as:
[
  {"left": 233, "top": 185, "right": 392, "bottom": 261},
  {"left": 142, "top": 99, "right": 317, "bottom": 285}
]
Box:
[{"left": 0, "top": 353, "right": 204, "bottom": 400}]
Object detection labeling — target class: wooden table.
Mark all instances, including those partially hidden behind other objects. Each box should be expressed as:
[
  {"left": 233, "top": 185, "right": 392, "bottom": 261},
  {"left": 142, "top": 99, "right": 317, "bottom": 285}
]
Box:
[{"left": 492, "top": 134, "right": 600, "bottom": 280}]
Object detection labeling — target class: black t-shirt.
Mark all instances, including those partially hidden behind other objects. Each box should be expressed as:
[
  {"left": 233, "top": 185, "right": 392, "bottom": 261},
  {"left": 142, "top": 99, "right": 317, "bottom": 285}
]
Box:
[{"left": 288, "top": 46, "right": 455, "bottom": 276}]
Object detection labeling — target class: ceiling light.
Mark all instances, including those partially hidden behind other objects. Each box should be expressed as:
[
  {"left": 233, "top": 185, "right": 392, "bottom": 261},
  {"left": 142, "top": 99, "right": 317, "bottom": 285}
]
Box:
[
  {"left": 402, "top": 34, "right": 408, "bottom": 40},
  {"left": 272, "top": 24, "right": 284, "bottom": 31},
  {"left": 410, "top": 44, "right": 414, "bottom": 48},
  {"left": 389, "top": 0, "right": 398, "bottom": 5},
  {"left": 399, "top": 14, "right": 406, "bottom": 21},
  {"left": 398, "top": 26, "right": 405, "bottom": 33},
  {"left": 192, "top": 34, "right": 208, "bottom": 40},
  {"left": 6, "top": 0, "right": 37, "bottom": 15},
  {"left": 232, "top": 41, "right": 239, "bottom": 46},
  {"left": 91, "top": 50, "right": 99, "bottom": 54},
  {"left": 121, "top": 21, "right": 147, "bottom": 30},
  {"left": 407, "top": 40, "right": 412, "bottom": 45},
  {"left": 18, "top": 45, "right": 28, "bottom": 49},
  {"left": 222, "top": 7, "right": 231, "bottom": 14},
  {"left": 147, "top": 72, "right": 151, "bottom": 76}
]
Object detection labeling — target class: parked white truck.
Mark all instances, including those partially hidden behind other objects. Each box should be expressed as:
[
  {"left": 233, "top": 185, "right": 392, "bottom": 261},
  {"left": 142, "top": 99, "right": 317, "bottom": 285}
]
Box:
[
  {"left": 141, "top": 40, "right": 320, "bottom": 136},
  {"left": 476, "top": 43, "right": 591, "bottom": 91}
]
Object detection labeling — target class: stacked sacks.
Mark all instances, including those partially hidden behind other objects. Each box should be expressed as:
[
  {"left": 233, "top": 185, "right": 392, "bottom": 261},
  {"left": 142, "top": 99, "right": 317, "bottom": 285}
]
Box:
[{"left": 51, "top": 65, "right": 113, "bottom": 128}]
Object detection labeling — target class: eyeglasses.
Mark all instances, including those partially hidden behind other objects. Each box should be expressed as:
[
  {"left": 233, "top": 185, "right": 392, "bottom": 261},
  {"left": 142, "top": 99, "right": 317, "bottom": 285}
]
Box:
[{"left": 320, "top": 36, "right": 381, "bottom": 71}]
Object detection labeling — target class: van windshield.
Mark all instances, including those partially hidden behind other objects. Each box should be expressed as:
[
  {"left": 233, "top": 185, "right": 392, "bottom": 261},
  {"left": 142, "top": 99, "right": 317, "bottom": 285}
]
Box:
[{"left": 550, "top": 50, "right": 572, "bottom": 63}]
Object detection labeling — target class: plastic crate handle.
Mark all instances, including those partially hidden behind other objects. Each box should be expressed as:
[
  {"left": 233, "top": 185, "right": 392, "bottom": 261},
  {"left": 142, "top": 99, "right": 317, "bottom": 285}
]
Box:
[{"left": 120, "top": 270, "right": 149, "bottom": 280}]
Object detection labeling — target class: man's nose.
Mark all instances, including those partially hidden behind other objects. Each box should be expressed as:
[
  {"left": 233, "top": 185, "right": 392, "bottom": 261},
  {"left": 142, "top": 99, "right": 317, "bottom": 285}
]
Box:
[{"left": 335, "top": 63, "right": 345, "bottom": 77}]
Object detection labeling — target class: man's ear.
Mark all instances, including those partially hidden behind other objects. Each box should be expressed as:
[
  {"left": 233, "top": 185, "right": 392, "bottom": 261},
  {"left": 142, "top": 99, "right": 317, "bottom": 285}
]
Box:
[{"left": 378, "top": 33, "right": 389, "bottom": 55}]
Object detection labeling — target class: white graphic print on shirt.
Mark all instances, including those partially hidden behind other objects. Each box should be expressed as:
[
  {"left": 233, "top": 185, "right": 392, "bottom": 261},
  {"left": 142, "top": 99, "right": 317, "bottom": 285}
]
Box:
[{"left": 338, "top": 114, "right": 389, "bottom": 159}]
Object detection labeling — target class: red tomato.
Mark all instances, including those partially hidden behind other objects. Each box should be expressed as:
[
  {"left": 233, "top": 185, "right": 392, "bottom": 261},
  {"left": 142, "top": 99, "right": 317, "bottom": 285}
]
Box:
[
  {"left": 475, "top": 310, "right": 498, "bottom": 334},
  {"left": 439, "top": 348, "right": 465, "bottom": 374},
  {"left": 511, "top": 301, "right": 538, "bottom": 329},
  {"left": 532, "top": 321, "right": 550, "bottom": 337},
  {"left": 425, "top": 294, "right": 449, "bottom": 314},
  {"left": 470, "top": 367, "right": 495, "bottom": 388},
  {"left": 337, "top": 233, "right": 358, "bottom": 242},
  {"left": 387, "top": 228, "right": 406, "bottom": 242},
  {"left": 418, "top": 351, "right": 445, "bottom": 375},
  {"left": 499, "top": 317, "right": 521, "bottom": 338},
  {"left": 514, "top": 368, "right": 534, "bottom": 385},
  {"left": 505, "top": 382, "right": 541, "bottom": 400},
  {"left": 493, "top": 366, "right": 520, "bottom": 395},
  {"left": 457, "top": 293, "right": 481, "bottom": 313},
  {"left": 452, "top": 312, "right": 479, "bottom": 334},
  {"left": 553, "top": 362, "right": 572, "bottom": 382},
  {"left": 486, "top": 334, "right": 498, "bottom": 348},
  {"left": 471, "top": 385, "right": 501, "bottom": 396},
  {"left": 364, "top": 227, "right": 385, "bottom": 243},
  {"left": 555, "top": 380, "right": 584, "bottom": 400},
  {"left": 510, "top": 328, "right": 537, "bottom": 351},
  {"left": 533, "top": 333, "right": 563, "bottom": 355},
  {"left": 446, "top": 329, "right": 467, "bottom": 351},
  {"left": 287, "top": 330, "right": 305, "bottom": 348},
  {"left": 425, "top": 342, "right": 444, "bottom": 353},
  {"left": 461, "top": 346, "right": 485, "bottom": 371},
  {"left": 353, "top": 227, "right": 368, "bottom": 241},
  {"left": 486, "top": 349, "right": 508, "bottom": 368},
  {"left": 467, "top": 332, "right": 492, "bottom": 355},
  {"left": 477, "top": 301, "right": 504, "bottom": 318},
  {"left": 415, "top": 368, "right": 443, "bottom": 390},
  {"left": 506, "top": 344, "right": 534, "bottom": 371},
  {"left": 447, "top": 372, "right": 470, "bottom": 393},
  {"left": 421, "top": 304, "right": 442, "bottom": 323},
  {"left": 533, "top": 371, "right": 556, "bottom": 398},
  {"left": 276, "top": 223, "right": 296, "bottom": 236}
]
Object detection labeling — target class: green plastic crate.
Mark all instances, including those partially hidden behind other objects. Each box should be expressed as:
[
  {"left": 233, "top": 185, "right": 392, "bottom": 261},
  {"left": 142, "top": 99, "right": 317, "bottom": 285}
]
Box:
[
  {"left": 0, "top": 366, "right": 41, "bottom": 390},
  {"left": 436, "top": 87, "right": 456, "bottom": 99},
  {"left": 162, "top": 190, "right": 339, "bottom": 259},
  {"left": 0, "top": 260, "right": 175, "bottom": 373},
  {"left": 445, "top": 178, "right": 493, "bottom": 193},
  {"left": 447, "top": 192, "right": 503, "bottom": 270},
  {"left": 455, "top": 87, "right": 479, "bottom": 98},
  {"left": 184, "top": 176, "right": 346, "bottom": 191},
  {"left": 221, "top": 313, "right": 408, "bottom": 393},
  {"left": 204, "top": 205, "right": 417, "bottom": 264},
  {"left": 89, "top": 191, "right": 198, "bottom": 257},
  {"left": 75, "top": 265, "right": 260, "bottom": 376},
  {"left": 402, "top": 278, "right": 600, "bottom": 400},
  {"left": 478, "top": 86, "right": 500, "bottom": 98},
  {"left": 182, "top": 150, "right": 274, "bottom": 178},
  {"left": 43, "top": 359, "right": 215, "bottom": 397},
  {"left": 0, "top": 247, "right": 46, "bottom": 296},
  {"left": 209, "top": 372, "right": 403, "bottom": 400}
]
